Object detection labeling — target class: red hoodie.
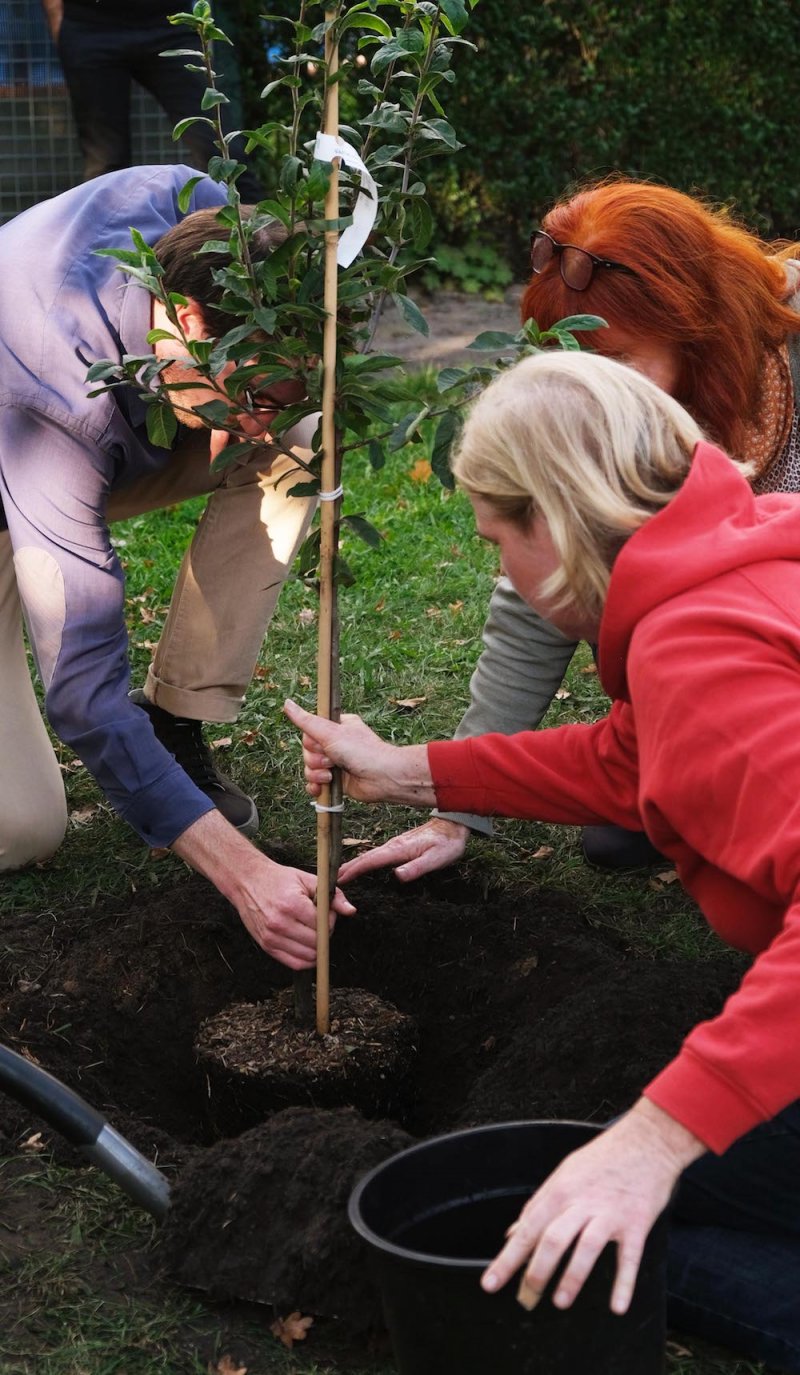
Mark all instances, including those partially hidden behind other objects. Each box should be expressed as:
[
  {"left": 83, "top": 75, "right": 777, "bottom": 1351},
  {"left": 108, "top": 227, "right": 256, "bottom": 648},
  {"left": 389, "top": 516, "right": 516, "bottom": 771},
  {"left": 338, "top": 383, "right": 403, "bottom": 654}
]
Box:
[{"left": 429, "top": 442, "right": 800, "bottom": 1153}]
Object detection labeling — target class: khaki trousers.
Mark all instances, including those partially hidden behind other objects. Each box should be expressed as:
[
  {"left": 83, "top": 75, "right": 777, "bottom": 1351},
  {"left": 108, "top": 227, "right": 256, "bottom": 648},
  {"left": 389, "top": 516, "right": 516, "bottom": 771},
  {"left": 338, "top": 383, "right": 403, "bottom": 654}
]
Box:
[{"left": 0, "top": 421, "right": 317, "bottom": 871}]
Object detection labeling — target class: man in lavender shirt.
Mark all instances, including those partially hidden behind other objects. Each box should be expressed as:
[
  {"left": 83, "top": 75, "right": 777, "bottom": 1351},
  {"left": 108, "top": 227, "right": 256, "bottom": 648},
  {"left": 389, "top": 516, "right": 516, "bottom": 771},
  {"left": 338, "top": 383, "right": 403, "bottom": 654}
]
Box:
[{"left": 0, "top": 164, "right": 353, "bottom": 967}]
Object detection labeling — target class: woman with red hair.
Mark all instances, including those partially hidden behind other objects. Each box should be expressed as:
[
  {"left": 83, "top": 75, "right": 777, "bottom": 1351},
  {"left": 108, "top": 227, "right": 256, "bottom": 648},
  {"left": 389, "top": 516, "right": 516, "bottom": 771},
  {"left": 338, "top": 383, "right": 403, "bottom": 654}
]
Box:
[{"left": 343, "top": 179, "right": 800, "bottom": 880}]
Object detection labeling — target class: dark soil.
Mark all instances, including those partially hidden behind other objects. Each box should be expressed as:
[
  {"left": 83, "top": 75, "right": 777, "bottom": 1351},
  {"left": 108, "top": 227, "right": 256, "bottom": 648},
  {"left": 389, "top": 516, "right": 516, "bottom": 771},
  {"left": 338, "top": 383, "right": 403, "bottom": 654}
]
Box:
[
  {"left": 0, "top": 858, "right": 746, "bottom": 1358},
  {"left": 196, "top": 987, "right": 417, "bottom": 1130}
]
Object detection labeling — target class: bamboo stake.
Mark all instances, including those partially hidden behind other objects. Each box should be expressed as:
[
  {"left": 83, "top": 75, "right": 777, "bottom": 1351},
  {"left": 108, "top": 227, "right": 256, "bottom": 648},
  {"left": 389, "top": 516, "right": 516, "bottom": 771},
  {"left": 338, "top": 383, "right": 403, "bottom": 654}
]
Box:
[{"left": 314, "top": 10, "right": 341, "bottom": 1038}]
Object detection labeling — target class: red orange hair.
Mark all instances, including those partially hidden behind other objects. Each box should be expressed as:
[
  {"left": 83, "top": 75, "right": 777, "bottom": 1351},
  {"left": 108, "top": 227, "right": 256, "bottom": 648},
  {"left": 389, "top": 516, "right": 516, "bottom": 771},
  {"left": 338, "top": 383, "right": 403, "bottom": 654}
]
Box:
[{"left": 521, "top": 180, "right": 800, "bottom": 456}]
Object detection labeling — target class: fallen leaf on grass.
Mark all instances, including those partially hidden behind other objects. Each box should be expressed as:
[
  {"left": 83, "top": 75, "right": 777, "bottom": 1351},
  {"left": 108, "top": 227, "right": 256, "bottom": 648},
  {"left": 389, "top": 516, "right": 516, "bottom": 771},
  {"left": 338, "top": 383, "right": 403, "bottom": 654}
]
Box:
[
  {"left": 392, "top": 696, "right": 427, "bottom": 711},
  {"left": 149, "top": 847, "right": 170, "bottom": 861},
  {"left": 656, "top": 869, "right": 679, "bottom": 884},
  {"left": 531, "top": 845, "right": 554, "bottom": 860},
  {"left": 555, "top": 688, "right": 571, "bottom": 700},
  {"left": 580, "top": 664, "right": 598, "bottom": 676},
  {"left": 666, "top": 1341, "right": 693, "bottom": 1358},
  {"left": 209, "top": 1356, "right": 247, "bottom": 1375},
  {"left": 210, "top": 737, "right": 233, "bottom": 750},
  {"left": 69, "top": 804, "right": 102, "bottom": 827},
  {"left": 240, "top": 730, "right": 258, "bottom": 747},
  {"left": 270, "top": 1312, "right": 314, "bottom": 1349},
  {"left": 409, "top": 458, "right": 432, "bottom": 483},
  {"left": 20, "top": 1132, "right": 45, "bottom": 1152},
  {"left": 298, "top": 608, "right": 316, "bottom": 626},
  {"left": 343, "top": 837, "right": 372, "bottom": 847},
  {"left": 448, "top": 600, "right": 464, "bottom": 613}
]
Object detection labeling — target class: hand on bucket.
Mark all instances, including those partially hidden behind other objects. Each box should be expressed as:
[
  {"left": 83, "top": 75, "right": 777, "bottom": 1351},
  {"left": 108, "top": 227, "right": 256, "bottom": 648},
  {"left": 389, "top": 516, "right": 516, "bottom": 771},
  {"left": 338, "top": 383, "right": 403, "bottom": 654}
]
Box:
[
  {"left": 481, "top": 1099, "right": 705, "bottom": 1315},
  {"left": 283, "top": 699, "right": 436, "bottom": 809}
]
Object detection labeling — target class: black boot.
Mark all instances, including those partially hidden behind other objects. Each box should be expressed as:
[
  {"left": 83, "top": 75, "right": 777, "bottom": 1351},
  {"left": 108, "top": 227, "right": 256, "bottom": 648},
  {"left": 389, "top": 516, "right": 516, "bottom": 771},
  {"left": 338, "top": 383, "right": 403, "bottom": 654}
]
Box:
[
  {"left": 581, "top": 824, "right": 663, "bottom": 871},
  {"left": 130, "top": 689, "right": 259, "bottom": 837}
]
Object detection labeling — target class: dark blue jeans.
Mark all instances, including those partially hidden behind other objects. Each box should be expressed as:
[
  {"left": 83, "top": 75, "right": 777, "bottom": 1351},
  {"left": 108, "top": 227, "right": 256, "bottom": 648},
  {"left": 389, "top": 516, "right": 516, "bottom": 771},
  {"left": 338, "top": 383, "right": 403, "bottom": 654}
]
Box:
[
  {"left": 667, "top": 1099, "right": 800, "bottom": 1371},
  {"left": 57, "top": 8, "right": 263, "bottom": 201}
]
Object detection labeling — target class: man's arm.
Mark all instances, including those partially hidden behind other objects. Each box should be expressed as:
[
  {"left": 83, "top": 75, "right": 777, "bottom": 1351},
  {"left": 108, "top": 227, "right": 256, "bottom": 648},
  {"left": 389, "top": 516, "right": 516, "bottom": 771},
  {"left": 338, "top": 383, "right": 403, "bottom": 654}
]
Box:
[
  {"left": 171, "top": 810, "right": 356, "bottom": 969},
  {"left": 40, "top": 0, "right": 63, "bottom": 40}
]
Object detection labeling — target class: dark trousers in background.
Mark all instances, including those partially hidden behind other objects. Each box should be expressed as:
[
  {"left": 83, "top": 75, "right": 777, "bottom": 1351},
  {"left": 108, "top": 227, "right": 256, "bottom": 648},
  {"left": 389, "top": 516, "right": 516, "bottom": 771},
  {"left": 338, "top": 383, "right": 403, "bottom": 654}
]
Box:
[
  {"left": 57, "top": 8, "right": 263, "bottom": 201},
  {"left": 668, "top": 1099, "right": 800, "bottom": 1372}
]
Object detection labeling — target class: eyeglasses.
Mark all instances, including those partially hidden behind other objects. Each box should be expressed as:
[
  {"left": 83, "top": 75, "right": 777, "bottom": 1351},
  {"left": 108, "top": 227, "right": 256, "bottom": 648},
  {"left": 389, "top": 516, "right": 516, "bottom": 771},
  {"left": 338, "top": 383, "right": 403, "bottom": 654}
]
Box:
[
  {"left": 530, "top": 229, "right": 637, "bottom": 292},
  {"left": 241, "top": 386, "right": 284, "bottom": 413}
]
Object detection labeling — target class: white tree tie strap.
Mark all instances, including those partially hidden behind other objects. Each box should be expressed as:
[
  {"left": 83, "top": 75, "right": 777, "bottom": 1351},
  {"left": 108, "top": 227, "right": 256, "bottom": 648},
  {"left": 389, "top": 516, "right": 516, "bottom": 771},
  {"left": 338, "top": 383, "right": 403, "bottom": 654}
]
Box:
[
  {"left": 314, "top": 133, "right": 378, "bottom": 267},
  {"left": 318, "top": 484, "right": 344, "bottom": 501},
  {"left": 312, "top": 800, "right": 346, "bottom": 813}
]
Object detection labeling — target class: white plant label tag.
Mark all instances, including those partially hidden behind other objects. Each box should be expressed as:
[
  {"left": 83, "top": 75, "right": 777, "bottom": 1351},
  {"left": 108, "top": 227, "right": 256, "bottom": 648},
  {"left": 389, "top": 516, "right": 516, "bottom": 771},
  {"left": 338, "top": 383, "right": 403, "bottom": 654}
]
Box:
[{"left": 314, "top": 132, "right": 379, "bottom": 267}]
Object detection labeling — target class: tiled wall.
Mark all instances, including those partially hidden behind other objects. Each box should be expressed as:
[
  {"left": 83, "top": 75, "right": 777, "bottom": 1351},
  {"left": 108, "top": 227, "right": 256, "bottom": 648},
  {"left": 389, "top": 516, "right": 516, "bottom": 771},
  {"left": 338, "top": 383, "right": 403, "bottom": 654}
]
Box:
[{"left": 0, "top": 1, "right": 190, "bottom": 223}]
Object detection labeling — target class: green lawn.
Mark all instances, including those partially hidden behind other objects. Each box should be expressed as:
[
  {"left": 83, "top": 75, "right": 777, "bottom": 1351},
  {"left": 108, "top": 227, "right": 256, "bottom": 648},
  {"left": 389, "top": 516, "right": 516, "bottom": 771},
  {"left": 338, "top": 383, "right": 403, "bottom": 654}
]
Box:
[{"left": 0, "top": 427, "right": 765, "bottom": 1374}]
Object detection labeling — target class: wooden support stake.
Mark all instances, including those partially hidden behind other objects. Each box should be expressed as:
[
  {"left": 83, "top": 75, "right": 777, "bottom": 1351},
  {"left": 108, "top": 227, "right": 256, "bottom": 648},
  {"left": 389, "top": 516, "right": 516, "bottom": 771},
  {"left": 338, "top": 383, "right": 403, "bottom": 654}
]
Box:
[{"left": 315, "top": 11, "right": 341, "bottom": 1038}]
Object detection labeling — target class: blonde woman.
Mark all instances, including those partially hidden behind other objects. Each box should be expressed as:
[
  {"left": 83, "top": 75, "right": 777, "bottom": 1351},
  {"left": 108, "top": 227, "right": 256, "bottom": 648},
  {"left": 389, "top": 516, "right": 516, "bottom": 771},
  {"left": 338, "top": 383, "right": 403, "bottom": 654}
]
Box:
[{"left": 286, "top": 351, "right": 800, "bottom": 1372}]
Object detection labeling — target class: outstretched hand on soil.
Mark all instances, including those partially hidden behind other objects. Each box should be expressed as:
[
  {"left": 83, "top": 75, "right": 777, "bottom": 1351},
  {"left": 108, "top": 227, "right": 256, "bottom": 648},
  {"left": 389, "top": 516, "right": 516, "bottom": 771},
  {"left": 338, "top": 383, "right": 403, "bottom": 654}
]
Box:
[
  {"left": 338, "top": 817, "right": 470, "bottom": 883},
  {"left": 481, "top": 1098, "right": 706, "bottom": 1315},
  {"left": 284, "top": 699, "right": 436, "bottom": 809}
]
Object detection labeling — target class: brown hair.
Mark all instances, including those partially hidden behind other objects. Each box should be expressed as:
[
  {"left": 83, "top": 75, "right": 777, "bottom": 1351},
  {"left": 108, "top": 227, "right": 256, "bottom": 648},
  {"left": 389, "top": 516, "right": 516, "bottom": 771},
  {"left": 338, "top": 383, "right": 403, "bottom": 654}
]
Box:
[
  {"left": 522, "top": 180, "right": 800, "bottom": 456},
  {"left": 153, "top": 208, "right": 288, "bottom": 336}
]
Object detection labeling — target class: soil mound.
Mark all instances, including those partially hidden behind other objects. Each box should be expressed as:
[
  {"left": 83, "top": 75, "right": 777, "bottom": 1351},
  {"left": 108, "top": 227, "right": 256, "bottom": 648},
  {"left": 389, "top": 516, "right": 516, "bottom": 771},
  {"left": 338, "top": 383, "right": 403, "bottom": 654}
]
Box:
[{"left": 160, "top": 1106, "right": 412, "bottom": 1327}]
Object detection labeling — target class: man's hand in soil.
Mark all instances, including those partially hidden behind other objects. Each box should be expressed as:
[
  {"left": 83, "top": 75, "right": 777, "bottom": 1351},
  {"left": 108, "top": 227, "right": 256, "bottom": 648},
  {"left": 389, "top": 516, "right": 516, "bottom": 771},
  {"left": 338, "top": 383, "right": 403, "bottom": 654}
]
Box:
[
  {"left": 284, "top": 699, "right": 436, "bottom": 808},
  {"left": 481, "top": 1099, "right": 705, "bottom": 1315},
  {"left": 171, "top": 810, "right": 356, "bottom": 970},
  {"left": 338, "top": 818, "right": 470, "bottom": 883}
]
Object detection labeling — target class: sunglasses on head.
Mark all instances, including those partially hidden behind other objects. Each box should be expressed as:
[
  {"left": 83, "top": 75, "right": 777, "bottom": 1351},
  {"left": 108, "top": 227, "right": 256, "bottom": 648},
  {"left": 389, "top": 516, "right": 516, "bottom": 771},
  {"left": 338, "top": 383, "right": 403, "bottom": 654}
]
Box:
[{"left": 530, "top": 229, "right": 637, "bottom": 292}]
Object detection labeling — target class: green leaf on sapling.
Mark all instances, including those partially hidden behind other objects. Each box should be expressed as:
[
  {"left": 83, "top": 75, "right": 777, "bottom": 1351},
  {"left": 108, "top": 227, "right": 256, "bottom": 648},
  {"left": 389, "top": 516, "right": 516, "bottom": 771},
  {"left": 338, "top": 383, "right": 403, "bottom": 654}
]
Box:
[
  {"left": 440, "top": 0, "right": 469, "bottom": 32},
  {"left": 391, "top": 292, "right": 430, "bottom": 336},
  {"left": 342, "top": 514, "right": 384, "bottom": 548},
  {"left": 191, "top": 399, "right": 233, "bottom": 427},
  {"left": 431, "top": 411, "right": 459, "bottom": 489},
  {"left": 334, "top": 555, "right": 356, "bottom": 588},
  {"left": 172, "top": 116, "right": 215, "bottom": 140},
  {"left": 436, "top": 367, "right": 468, "bottom": 392},
  {"left": 368, "top": 438, "right": 386, "bottom": 470},
  {"left": 210, "top": 440, "right": 258, "bottom": 474},
  {"left": 146, "top": 402, "right": 178, "bottom": 449},
  {"left": 467, "top": 330, "right": 519, "bottom": 351},
  {"left": 549, "top": 314, "right": 608, "bottom": 334},
  {"left": 177, "top": 175, "right": 205, "bottom": 212}
]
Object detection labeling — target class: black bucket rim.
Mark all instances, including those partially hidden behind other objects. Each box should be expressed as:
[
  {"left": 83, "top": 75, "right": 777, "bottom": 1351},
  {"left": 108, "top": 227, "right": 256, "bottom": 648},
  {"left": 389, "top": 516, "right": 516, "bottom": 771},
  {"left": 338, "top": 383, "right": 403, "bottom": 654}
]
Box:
[{"left": 348, "top": 1118, "right": 602, "bottom": 1271}]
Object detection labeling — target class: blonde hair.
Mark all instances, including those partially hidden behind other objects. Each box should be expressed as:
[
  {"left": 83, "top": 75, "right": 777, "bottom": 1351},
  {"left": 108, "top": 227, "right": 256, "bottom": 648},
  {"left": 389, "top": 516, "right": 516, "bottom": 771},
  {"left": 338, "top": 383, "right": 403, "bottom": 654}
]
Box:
[{"left": 452, "top": 351, "right": 750, "bottom": 620}]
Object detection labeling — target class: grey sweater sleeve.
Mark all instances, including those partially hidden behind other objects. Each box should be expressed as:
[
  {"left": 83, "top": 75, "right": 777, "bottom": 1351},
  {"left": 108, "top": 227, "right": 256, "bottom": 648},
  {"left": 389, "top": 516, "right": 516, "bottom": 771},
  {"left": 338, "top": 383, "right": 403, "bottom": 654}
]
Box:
[{"left": 436, "top": 577, "right": 579, "bottom": 835}]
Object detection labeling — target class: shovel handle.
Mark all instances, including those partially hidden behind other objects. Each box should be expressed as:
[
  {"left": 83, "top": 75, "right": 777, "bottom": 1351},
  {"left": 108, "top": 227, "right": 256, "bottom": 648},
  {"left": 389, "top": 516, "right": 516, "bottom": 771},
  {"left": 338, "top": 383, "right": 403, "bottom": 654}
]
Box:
[{"left": 0, "top": 1042, "right": 171, "bottom": 1219}]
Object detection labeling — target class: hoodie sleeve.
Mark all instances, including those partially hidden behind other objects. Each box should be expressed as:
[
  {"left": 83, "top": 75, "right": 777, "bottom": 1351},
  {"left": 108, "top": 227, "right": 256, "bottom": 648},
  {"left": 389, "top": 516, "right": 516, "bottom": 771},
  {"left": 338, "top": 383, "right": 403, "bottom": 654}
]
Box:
[{"left": 427, "top": 698, "right": 643, "bottom": 828}]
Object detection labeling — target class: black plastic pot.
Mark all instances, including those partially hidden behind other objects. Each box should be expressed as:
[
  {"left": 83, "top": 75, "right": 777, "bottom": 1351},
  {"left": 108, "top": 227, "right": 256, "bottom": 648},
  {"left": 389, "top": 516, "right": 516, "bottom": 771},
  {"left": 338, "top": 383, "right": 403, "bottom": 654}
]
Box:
[{"left": 349, "top": 1120, "right": 667, "bottom": 1375}]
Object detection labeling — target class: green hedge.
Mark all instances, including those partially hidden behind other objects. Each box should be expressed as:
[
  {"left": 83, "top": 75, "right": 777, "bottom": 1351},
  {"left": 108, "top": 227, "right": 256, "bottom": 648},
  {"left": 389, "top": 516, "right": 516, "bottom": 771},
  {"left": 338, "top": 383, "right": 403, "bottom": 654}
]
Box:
[
  {"left": 225, "top": 0, "right": 800, "bottom": 267},
  {"left": 441, "top": 0, "right": 800, "bottom": 265}
]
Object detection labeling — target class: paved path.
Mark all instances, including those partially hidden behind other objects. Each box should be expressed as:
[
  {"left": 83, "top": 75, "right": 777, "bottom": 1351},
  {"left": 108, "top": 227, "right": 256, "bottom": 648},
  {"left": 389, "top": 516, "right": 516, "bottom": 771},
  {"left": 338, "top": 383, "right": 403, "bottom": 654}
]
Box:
[{"left": 374, "top": 285, "right": 524, "bottom": 368}]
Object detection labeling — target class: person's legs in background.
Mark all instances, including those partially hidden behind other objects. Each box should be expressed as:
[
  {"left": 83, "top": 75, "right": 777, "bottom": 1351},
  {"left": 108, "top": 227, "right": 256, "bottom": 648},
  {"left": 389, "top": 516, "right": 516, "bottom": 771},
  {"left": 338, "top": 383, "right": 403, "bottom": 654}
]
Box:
[
  {"left": 56, "top": 8, "right": 133, "bottom": 179},
  {"left": 127, "top": 15, "right": 264, "bottom": 201}
]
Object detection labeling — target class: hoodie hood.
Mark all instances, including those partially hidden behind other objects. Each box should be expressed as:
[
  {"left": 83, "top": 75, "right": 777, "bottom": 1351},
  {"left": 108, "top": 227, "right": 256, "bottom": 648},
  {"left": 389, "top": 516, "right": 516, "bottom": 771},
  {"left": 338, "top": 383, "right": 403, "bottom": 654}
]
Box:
[{"left": 598, "top": 441, "right": 800, "bottom": 700}]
